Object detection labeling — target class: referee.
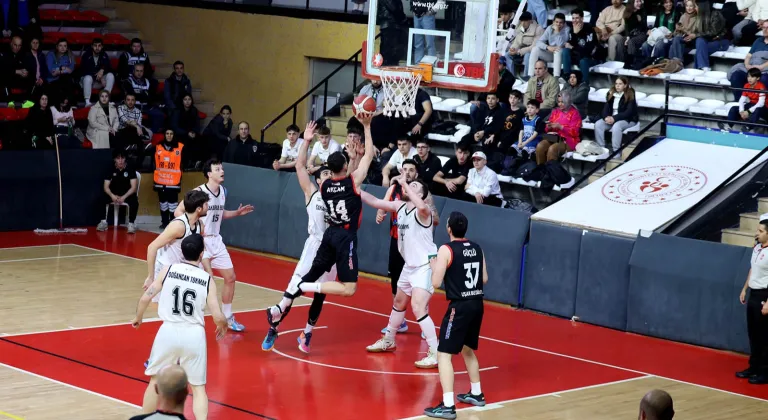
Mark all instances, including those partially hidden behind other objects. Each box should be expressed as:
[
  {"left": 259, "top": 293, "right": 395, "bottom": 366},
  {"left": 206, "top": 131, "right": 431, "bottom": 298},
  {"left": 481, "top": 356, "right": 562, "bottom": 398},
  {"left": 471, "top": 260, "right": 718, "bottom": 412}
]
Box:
[
  {"left": 737, "top": 214, "right": 768, "bottom": 385},
  {"left": 424, "top": 212, "right": 487, "bottom": 419}
]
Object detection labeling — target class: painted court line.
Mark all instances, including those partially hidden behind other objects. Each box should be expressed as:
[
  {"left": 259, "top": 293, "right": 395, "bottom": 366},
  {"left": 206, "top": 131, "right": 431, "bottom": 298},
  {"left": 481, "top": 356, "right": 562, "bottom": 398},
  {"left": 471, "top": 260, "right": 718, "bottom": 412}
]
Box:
[
  {"left": 0, "top": 410, "right": 24, "bottom": 420},
  {"left": 0, "top": 244, "right": 70, "bottom": 250},
  {"left": 0, "top": 362, "right": 141, "bottom": 410},
  {"left": 0, "top": 253, "right": 108, "bottom": 264}
]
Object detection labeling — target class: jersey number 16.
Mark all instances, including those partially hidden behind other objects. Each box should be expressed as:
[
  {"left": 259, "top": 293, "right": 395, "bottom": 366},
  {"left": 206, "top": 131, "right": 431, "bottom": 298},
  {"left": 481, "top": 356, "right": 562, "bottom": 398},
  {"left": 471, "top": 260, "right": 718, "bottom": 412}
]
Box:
[{"left": 171, "top": 286, "right": 197, "bottom": 316}]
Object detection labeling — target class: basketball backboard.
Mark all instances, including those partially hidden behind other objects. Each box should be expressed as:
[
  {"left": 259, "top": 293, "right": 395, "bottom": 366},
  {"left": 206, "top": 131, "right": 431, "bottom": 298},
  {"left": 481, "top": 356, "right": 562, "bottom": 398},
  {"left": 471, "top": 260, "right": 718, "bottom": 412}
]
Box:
[{"left": 362, "top": 0, "right": 500, "bottom": 92}]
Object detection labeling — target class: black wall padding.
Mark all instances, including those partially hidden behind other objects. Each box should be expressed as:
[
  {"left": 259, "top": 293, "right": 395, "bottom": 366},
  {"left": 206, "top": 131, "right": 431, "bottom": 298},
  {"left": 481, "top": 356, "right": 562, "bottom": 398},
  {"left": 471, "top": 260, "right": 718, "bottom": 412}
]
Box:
[
  {"left": 60, "top": 149, "right": 113, "bottom": 228},
  {"left": 276, "top": 174, "right": 312, "bottom": 260},
  {"left": 357, "top": 184, "right": 395, "bottom": 277},
  {"left": 0, "top": 151, "right": 60, "bottom": 231}
]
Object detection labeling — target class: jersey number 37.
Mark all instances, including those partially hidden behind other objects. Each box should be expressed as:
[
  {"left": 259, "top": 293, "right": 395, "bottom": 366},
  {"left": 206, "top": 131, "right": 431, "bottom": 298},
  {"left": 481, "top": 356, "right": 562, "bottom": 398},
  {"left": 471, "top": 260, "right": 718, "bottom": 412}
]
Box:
[{"left": 464, "top": 262, "right": 480, "bottom": 289}]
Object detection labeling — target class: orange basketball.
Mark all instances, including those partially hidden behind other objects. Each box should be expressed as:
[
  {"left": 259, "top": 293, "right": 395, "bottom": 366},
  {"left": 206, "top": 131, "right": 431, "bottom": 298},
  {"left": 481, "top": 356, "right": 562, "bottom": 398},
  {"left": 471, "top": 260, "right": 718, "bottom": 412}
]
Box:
[{"left": 352, "top": 94, "right": 376, "bottom": 118}]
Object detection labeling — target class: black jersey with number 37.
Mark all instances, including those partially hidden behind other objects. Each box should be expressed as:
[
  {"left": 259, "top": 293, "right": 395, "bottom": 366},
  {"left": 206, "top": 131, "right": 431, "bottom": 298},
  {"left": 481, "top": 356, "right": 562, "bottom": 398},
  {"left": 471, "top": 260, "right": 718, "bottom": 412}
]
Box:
[
  {"left": 444, "top": 239, "right": 485, "bottom": 301},
  {"left": 321, "top": 176, "right": 362, "bottom": 231}
]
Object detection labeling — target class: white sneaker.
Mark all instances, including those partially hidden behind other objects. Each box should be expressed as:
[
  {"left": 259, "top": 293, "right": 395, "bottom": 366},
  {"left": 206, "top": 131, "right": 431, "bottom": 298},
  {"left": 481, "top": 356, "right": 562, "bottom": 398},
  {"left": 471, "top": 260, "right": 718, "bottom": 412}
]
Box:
[
  {"left": 127, "top": 223, "right": 136, "bottom": 233},
  {"left": 415, "top": 348, "right": 438, "bottom": 369},
  {"left": 96, "top": 220, "right": 108, "bottom": 231},
  {"left": 366, "top": 337, "right": 396, "bottom": 353}
]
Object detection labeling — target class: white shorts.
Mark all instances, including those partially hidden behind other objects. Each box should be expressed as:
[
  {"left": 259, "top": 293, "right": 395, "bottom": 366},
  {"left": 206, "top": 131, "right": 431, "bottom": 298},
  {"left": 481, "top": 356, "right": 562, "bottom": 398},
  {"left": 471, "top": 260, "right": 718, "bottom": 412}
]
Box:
[
  {"left": 145, "top": 322, "right": 207, "bottom": 386},
  {"left": 293, "top": 236, "right": 337, "bottom": 283},
  {"left": 397, "top": 264, "right": 434, "bottom": 296},
  {"left": 203, "top": 235, "right": 233, "bottom": 270}
]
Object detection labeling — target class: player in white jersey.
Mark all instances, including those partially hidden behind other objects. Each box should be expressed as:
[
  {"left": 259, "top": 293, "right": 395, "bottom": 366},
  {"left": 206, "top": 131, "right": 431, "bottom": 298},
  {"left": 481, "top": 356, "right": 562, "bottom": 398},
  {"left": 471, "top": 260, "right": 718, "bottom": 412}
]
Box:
[
  {"left": 262, "top": 121, "right": 337, "bottom": 353},
  {"left": 174, "top": 159, "right": 254, "bottom": 332},
  {"left": 360, "top": 174, "right": 441, "bottom": 368},
  {"left": 132, "top": 234, "right": 228, "bottom": 420}
]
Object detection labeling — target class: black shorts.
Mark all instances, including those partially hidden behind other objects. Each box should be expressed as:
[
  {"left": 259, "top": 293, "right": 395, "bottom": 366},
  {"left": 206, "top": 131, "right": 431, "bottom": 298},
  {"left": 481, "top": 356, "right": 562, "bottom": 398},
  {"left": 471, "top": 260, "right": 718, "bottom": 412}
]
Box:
[
  {"left": 437, "top": 299, "right": 484, "bottom": 355},
  {"left": 312, "top": 226, "right": 359, "bottom": 283},
  {"left": 388, "top": 236, "right": 405, "bottom": 295}
]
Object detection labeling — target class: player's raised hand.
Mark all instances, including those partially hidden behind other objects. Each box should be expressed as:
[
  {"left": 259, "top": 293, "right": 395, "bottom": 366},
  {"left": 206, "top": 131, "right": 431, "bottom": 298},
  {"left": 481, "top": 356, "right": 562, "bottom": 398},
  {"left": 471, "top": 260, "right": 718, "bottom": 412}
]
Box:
[
  {"left": 304, "top": 121, "right": 317, "bottom": 141},
  {"left": 131, "top": 317, "right": 142, "bottom": 329},
  {"left": 356, "top": 112, "right": 373, "bottom": 126},
  {"left": 237, "top": 203, "right": 255, "bottom": 216}
]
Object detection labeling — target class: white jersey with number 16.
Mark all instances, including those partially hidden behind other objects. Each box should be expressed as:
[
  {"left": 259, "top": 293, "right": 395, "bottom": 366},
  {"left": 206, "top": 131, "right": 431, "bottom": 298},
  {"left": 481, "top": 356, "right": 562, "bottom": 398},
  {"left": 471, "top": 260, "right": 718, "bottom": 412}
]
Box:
[
  {"left": 198, "top": 184, "right": 226, "bottom": 237},
  {"left": 157, "top": 262, "right": 211, "bottom": 327}
]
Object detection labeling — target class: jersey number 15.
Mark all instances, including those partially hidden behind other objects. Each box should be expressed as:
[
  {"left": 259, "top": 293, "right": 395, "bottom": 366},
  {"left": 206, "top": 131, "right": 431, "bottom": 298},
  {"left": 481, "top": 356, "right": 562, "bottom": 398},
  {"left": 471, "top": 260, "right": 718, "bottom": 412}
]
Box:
[{"left": 171, "top": 286, "right": 197, "bottom": 316}]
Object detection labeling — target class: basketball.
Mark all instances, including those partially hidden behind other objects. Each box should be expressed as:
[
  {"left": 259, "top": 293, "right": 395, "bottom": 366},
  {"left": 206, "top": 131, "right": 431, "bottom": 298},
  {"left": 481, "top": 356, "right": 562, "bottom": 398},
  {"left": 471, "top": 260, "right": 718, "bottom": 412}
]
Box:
[
  {"left": 352, "top": 95, "right": 376, "bottom": 118},
  {"left": 373, "top": 53, "right": 384, "bottom": 67}
]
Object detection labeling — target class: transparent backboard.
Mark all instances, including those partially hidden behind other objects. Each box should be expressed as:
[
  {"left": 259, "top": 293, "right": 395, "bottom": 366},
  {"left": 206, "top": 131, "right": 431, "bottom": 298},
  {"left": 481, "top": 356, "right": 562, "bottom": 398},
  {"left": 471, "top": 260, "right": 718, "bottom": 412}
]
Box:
[{"left": 362, "top": 0, "right": 499, "bottom": 92}]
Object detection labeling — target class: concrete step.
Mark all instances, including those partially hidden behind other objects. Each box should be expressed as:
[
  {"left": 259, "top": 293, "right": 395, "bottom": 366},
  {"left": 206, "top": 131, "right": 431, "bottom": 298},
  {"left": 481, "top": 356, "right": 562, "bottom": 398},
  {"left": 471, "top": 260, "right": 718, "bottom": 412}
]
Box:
[
  {"left": 88, "top": 8, "right": 117, "bottom": 19},
  {"left": 332, "top": 134, "right": 347, "bottom": 144},
  {"left": 621, "top": 144, "right": 635, "bottom": 161},
  {"left": 740, "top": 212, "right": 760, "bottom": 233},
  {"left": 148, "top": 53, "right": 165, "bottom": 65},
  {"left": 325, "top": 116, "right": 349, "bottom": 137},
  {"left": 105, "top": 18, "right": 131, "bottom": 31},
  {"left": 605, "top": 159, "right": 623, "bottom": 172},
  {"left": 588, "top": 169, "right": 605, "bottom": 184},
  {"left": 721, "top": 228, "right": 756, "bottom": 248},
  {"left": 759, "top": 198, "right": 768, "bottom": 214},
  {"left": 80, "top": 0, "right": 110, "bottom": 8},
  {"left": 154, "top": 63, "right": 174, "bottom": 77},
  {"left": 341, "top": 104, "right": 354, "bottom": 119},
  {"left": 141, "top": 41, "right": 156, "bottom": 53},
  {"left": 191, "top": 88, "right": 204, "bottom": 103},
  {"left": 196, "top": 101, "right": 215, "bottom": 116}
]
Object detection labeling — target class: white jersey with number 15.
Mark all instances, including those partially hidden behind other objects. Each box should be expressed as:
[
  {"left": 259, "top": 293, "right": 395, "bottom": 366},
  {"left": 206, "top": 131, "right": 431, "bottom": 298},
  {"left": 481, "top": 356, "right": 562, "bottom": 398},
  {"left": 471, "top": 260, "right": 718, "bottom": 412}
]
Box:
[{"left": 198, "top": 184, "right": 226, "bottom": 237}]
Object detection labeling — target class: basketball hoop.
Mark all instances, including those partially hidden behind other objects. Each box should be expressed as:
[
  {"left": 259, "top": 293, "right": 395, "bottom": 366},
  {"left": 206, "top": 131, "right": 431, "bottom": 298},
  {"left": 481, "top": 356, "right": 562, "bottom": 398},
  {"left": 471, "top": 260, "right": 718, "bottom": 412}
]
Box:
[{"left": 380, "top": 63, "right": 432, "bottom": 118}]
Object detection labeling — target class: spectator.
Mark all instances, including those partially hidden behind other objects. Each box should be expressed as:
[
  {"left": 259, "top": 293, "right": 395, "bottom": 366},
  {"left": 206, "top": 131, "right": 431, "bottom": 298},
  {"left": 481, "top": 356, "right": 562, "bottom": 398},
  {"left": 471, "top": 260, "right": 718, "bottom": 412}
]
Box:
[
  {"left": 349, "top": 78, "right": 399, "bottom": 152},
  {"left": 733, "top": 0, "right": 763, "bottom": 46},
  {"left": 377, "top": 0, "right": 408, "bottom": 66},
  {"left": 562, "top": 9, "right": 598, "bottom": 83},
  {"left": 307, "top": 125, "right": 340, "bottom": 174},
  {"left": 23, "top": 35, "right": 47, "bottom": 98},
  {"left": 123, "top": 63, "right": 165, "bottom": 134},
  {"left": 153, "top": 129, "right": 183, "bottom": 229},
  {"left": 203, "top": 105, "right": 233, "bottom": 160},
  {"left": 223, "top": 121, "right": 259, "bottom": 166},
  {"left": 465, "top": 151, "right": 503, "bottom": 207},
  {"left": 431, "top": 141, "right": 472, "bottom": 200},
  {"left": 666, "top": 0, "right": 701, "bottom": 61},
  {"left": 524, "top": 60, "right": 560, "bottom": 119},
  {"left": 51, "top": 96, "right": 78, "bottom": 149},
  {"left": 527, "top": 0, "right": 548, "bottom": 29},
  {"left": 561, "top": 71, "right": 589, "bottom": 119},
  {"left": 516, "top": 99, "right": 545, "bottom": 158},
  {"left": 45, "top": 38, "right": 75, "bottom": 102},
  {"left": 413, "top": 138, "right": 441, "bottom": 184},
  {"left": 729, "top": 21, "right": 768, "bottom": 101},
  {"left": 86, "top": 89, "right": 119, "bottom": 150},
  {"left": 694, "top": 3, "right": 729, "bottom": 71},
  {"left": 505, "top": 12, "right": 543, "bottom": 79},
  {"left": 163, "top": 60, "right": 192, "bottom": 112},
  {"left": 638, "top": 389, "right": 674, "bottom": 420},
  {"left": 411, "top": 0, "right": 437, "bottom": 64},
  {"left": 0, "top": 0, "right": 40, "bottom": 41},
  {"left": 596, "top": 0, "right": 627, "bottom": 62},
  {"left": 620, "top": 0, "right": 650, "bottom": 65},
  {"left": 720, "top": 67, "right": 766, "bottom": 132},
  {"left": 118, "top": 37, "right": 154, "bottom": 81},
  {"left": 529, "top": 13, "right": 569, "bottom": 78},
  {"left": 471, "top": 92, "right": 507, "bottom": 150},
  {"left": 96, "top": 149, "right": 138, "bottom": 234},
  {"left": 23, "top": 93, "right": 53, "bottom": 149},
  {"left": 497, "top": 90, "right": 526, "bottom": 152},
  {"left": 498, "top": 3, "right": 515, "bottom": 31},
  {"left": 273, "top": 123, "right": 303, "bottom": 172},
  {"left": 171, "top": 93, "right": 202, "bottom": 169},
  {"left": 400, "top": 88, "right": 433, "bottom": 140},
  {"left": 469, "top": 56, "right": 514, "bottom": 127},
  {"left": 116, "top": 93, "right": 150, "bottom": 163},
  {"left": 80, "top": 38, "right": 115, "bottom": 106},
  {"left": 642, "top": 0, "right": 680, "bottom": 60},
  {"left": 382, "top": 137, "right": 417, "bottom": 185},
  {"left": 595, "top": 76, "right": 638, "bottom": 151},
  {"left": 538, "top": 90, "right": 582, "bottom": 163},
  {"left": 3, "top": 35, "right": 32, "bottom": 104}
]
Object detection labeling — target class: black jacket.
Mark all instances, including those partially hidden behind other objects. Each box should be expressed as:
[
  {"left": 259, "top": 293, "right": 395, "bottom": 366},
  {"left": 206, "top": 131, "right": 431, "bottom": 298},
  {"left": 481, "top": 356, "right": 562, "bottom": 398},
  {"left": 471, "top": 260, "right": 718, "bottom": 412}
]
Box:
[
  {"left": 378, "top": 0, "right": 407, "bottom": 29},
  {"left": 171, "top": 106, "right": 201, "bottom": 136},
  {"left": 567, "top": 23, "right": 597, "bottom": 60},
  {"left": 164, "top": 73, "right": 192, "bottom": 111},
  {"left": 80, "top": 49, "right": 113, "bottom": 77},
  {"left": 223, "top": 136, "right": 259, "bottom": 167},
  {"left": 600, "top": 92, "right": 639, "bottom": 123},
  {"left": 203, "top": 115, "right": 233, "bottom": 143},
  {"left": 473, "top": 105, "right": 508, "bottom": 137}
]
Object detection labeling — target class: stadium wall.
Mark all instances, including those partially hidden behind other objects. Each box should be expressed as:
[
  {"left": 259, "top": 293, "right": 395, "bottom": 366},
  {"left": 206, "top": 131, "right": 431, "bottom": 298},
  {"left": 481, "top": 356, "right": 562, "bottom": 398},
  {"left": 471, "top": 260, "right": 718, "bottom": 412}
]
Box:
[{"left": 111, "top": 1, "right": 369, "bottom": 140}]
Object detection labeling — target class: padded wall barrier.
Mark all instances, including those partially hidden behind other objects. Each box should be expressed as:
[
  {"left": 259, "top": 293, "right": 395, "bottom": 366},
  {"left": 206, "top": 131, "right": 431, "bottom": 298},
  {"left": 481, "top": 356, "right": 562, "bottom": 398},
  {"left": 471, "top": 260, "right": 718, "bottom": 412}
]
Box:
[
  {"left": 357, "top": 184, "right": 396, "bottom": 277},
  {"left": 276, "top": 174, "right": 313, "bottom": 259},
  {"left": 60, "top": 149, "right": 114, "bottom": 228}
]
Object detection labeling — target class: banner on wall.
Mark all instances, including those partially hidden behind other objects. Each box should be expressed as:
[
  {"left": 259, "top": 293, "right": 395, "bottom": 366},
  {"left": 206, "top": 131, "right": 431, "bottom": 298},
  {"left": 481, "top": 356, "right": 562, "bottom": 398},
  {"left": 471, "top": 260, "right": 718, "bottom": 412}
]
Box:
[{"left": 533, "top": 139, "right": 768, "bottom": 236}]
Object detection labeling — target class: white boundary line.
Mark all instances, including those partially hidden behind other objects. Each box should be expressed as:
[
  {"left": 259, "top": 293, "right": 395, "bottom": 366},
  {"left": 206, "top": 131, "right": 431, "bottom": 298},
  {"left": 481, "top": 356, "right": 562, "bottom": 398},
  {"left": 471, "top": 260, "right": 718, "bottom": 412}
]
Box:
[
  {"left": 0, "top": 253, "right": 108, "bottom": 264},
  {"left": 0, "top": 244, "right": 72, "bottom": 250},
  {"left": 0, "top": 362, "right": 141, "bottom": 409}
]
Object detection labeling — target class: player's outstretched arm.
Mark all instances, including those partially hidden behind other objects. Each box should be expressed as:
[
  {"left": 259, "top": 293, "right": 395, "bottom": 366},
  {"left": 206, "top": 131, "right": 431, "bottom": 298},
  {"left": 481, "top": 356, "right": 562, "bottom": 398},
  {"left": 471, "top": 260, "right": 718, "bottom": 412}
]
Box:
[
  {"left": 361, "top": 190, "right": 402, "bottom": 213},
  {"left": 425, "top": 193, "right": 440, "bottom": 226},
  {"left": 206, "top": 279, "right": 228, "bottom": 340},
  {"left": 296, "top": 121, "right": 318, "bottom": 203},
  {"left": 431, "top": 245, "right": 451, "bottom": 289},
  {"left": 174, "top": 200, "right": 185, "bottom": 218},
  {"left": 145, "top": 222, "right": 184, "bottom": 285},
  {"left": 132, "top": 265, "right": 167, "bottom": 328},
  {"left": 352, "top": 114, "right": 375, "bottom": 187},
  {"left": 482, "top": 254, "right": 489, "bottom": 284},
  {"left": 223, "top": 203, "right": 254, "bottom": 220}
]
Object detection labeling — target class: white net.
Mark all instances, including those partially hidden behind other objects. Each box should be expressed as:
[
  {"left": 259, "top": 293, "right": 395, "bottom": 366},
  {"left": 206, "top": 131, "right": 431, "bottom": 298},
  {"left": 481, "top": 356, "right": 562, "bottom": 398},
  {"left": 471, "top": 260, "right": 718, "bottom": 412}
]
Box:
[{"left": 380, "top": 68, "right": 422, "bottom": 118}]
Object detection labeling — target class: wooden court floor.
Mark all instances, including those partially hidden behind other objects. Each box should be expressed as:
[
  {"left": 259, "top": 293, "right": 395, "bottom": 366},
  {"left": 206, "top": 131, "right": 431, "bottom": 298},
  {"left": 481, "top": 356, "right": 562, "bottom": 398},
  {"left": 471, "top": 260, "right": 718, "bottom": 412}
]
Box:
[{"left": 0, "top": 242, "right": 767, "bottom": 419}]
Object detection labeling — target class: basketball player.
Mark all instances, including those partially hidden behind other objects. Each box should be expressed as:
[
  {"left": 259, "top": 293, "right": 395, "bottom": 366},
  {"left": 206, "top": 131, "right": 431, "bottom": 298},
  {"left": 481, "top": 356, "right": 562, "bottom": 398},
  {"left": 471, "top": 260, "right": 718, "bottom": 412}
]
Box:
[
  {"left": 424, "top": 212, "right": 488, "bottom": 419},
  {"left": 262, "top": 120, "right": 337, "bottom": 353},
  {"left": 291, "top": 113, "right": 375, "bottom": 298},
  {"left": 174, "top": 159, "right": 255, "bottom": 331},
  {"left": 360, "top": 174, "right": 440, "bottom": 368},
  {"left": 132, "top": 234, "right": 228, "bottom": 420}
]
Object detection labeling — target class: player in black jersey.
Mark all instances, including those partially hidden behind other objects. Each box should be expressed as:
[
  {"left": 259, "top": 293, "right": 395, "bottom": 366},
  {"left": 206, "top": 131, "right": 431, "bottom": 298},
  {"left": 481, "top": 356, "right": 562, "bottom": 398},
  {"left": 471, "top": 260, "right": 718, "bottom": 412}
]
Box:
[
  {"left": 294, "top": 114, "right": 375, "bottom": 298},
  {"left": 424, "top": 211, "right": 488, "bottom": 420}
]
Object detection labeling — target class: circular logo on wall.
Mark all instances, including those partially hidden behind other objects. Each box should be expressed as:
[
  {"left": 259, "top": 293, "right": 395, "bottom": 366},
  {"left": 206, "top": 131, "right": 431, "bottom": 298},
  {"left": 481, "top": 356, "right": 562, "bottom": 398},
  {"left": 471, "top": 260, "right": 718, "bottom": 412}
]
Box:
[
  {"left": 601, "top": 165, "right": 708, "bottom": 205},
  {"left": 453, "top": 64, "right": 466, "bottom": 77}
]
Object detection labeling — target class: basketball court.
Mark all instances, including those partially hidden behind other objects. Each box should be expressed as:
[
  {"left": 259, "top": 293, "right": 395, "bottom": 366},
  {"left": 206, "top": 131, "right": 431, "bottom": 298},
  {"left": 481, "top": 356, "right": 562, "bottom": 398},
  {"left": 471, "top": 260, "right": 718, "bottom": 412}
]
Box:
[{"left": 0, "top": 230, "right": 766, "bottom": 419}]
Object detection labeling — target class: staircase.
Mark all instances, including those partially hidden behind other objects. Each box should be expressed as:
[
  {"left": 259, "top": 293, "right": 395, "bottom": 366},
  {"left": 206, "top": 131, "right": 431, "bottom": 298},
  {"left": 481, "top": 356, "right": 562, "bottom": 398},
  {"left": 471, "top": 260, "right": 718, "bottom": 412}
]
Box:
[
  {"left": 585, "top": 137, "right": 641, "bottom": 185},
  {"left": 721, "top": 199, "right": 766, "bottom": 247}
]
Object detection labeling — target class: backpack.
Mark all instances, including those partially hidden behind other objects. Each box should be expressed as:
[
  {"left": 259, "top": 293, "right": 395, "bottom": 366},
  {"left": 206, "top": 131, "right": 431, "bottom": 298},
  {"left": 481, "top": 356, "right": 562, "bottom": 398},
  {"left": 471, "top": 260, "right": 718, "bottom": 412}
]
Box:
[{"left": 515, "top": 160, "right": 538, "bottom": 180}]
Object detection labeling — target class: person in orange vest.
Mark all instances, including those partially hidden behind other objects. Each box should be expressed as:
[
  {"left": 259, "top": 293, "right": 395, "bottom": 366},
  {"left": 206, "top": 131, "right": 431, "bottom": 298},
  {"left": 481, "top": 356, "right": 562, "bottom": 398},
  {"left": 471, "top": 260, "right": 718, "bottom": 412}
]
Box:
[{"left": 154, "top": 129, "right": 184, "bottom": 228}]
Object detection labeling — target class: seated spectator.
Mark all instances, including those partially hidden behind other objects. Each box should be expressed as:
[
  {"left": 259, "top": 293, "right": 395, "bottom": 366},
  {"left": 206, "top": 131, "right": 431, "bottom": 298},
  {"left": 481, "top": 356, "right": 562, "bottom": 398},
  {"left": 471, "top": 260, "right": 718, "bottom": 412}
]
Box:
[
  {"left": 164, "top": 61, "right": 192, "bottom": 113},
  {"left": 620, "top": 0, "right": 649, "bottom": 65},
  {"left": 23, "top": 36, "right": 47, "bottom": 99},
  {"left": 23, "top": 93, "right": 54, "bottom": 149},
  {"left": 729, "top": 21, "right": 768, "bottom": 101},
  {"left": 413, "top": 139, "right": 442, "bottom": 184},
  {"left": 527, "top": 0, "right": 548, "bottom": 29},
  {"left": 595, "top": 0, "right": 627, "bottom": 62},
  {"left": 642, "top": 0, "right": 680, "bottom": 60},
  {"left": 516, "top": 100, "right": 545, "bottom": 158},
  {"left": 203, "top": 105, "right": 233, "bottom": 160},
  {"left": 720, "top": 67, "right": 766, "bottom": 131},
  {"left": 561, "top": 71, "right": 589, "bottom": 119},
  {"left": 562, "top": 9, "right": 597, "bottom": 83},
  {"left": 538, "top": 91, "right": 582, "bottom": 163},
  {"left": 123, "top": 63, "right": 165, "bottom": 134},
  {"left": 471, "top": 92, "right": 508, "bottom": 151},
  {"left": 665, "top": 0, "right": 701, "bottom": 61},
  {"left": 51, "top": 96, "right": 78, "bottom": 149},
  {"left": 595, "top": 76, "right": 638, "bottom": 151},
  {"left": 86, "top": 90, "right": 119, "bottom": 150},
  {"left": 273, "top": 124, "right": 303, "bottom": 172},
  {"left": 171, "top": 94, "right": 202, "bottom": 170},
  {"left": 97, "top": 150, "right": 138, "bottom": 234},
  {"left": 693, "top": 3, "right": 729, "bottom": 71},
  {"left": 524, "top": 60, "right": 560, "bottom": 119},
  {"left": 431, "top": 141, "right": 472, "bottom": 200},
  {"left": 118, "top": 38, "right": 154, "bottom": 82},
  {"left": 3, "top": 36, "right": 33, "bottom": 104},
  {"left": 0, "top": 0, "right": 40, "bottom": 42},
  {"left": 505, "top": 12, "right": 543, "bottom": 79},
  {"left": 400, "top": 88, "right": 433, "bottom": 140},
  {"left": 469, "top": 56, "right": 514, "bottom": 126},
  {"left": 153, "top": 129, "right": 183, "bottom": 228},
  {"left": 733, "top": 0, "right": 761, "bottom": 46},
  {"left": 80, "top": 38, "right": 115, "bottom": 106},
  {"left": 465, "top": 151, "right": 503, "bottom": 207},
  {"left": 496, "top": 90, "right": 526, "bottom": 152},
  {"left": 308, "top": 126, "right": 340, "bottom": 174},
  {"left": 223, "top": 121, "right": 258, "bottom": 166},
  {"left": 382, "top": 137, "right": 416, "bottom": 186},
  {"left": 529, "top": 13, "right": 569, "bottom": 78},
  {"left": 45, "top": 38, "right": 75, "bottom": 102},
  {"left": 116, "top": 93, "right": 151, "bottom": 164}
]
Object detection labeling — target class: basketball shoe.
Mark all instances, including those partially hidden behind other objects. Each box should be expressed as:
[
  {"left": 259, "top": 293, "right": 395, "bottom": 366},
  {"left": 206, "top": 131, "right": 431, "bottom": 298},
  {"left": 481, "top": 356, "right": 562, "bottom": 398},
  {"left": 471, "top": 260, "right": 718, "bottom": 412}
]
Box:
[
  {"left": 262, "top": 328, "right": 278, "bottom": 351},
  {"left": 297, "top": 332, "right": 313, "bottom": 354},
  {"left": 366, "top": 337, "right": 396, "bottom": 352}
]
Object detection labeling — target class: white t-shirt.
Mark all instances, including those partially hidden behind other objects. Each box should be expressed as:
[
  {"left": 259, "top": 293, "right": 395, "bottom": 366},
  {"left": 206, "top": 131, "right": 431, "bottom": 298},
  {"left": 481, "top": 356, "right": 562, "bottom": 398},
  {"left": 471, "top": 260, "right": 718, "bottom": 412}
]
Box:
[
  {"left": 281, "top": 138, "right": 304, "bottom": 163},
  {"left": 387, "top": 148, "right": 417, "bottom": 170},
  {"left": 749, "top": 244, "right": 768, "bottom": 289},
  {"left": 311, "top": 139, "right": 341, "bottom": 165}
]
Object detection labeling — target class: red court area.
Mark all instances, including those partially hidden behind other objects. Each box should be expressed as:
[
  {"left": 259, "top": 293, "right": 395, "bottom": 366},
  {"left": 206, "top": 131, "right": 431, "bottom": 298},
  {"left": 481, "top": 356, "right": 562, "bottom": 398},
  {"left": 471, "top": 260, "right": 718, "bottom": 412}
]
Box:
[{"left": 2, "top": 230, "right": 768, "bottom": 419}]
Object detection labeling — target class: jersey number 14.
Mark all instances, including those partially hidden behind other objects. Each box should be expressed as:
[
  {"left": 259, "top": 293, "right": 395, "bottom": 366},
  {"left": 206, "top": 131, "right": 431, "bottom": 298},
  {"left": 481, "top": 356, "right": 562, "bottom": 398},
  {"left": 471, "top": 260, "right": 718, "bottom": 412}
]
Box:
[
  {"left": 171, "top": 286, "right": 197, "bottom": 316},
  {"left": 327, "top": 200, "right": 350, "bottom": 222},
  {"left": 464, "top": 262, "right": 480, "bottom": 289}
]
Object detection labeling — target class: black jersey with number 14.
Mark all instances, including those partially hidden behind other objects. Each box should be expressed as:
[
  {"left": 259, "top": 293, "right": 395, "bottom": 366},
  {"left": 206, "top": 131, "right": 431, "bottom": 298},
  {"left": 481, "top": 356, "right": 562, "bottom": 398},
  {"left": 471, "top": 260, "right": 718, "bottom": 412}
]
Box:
[
  {"left": 444, "top": 240, "right": 485, "bottom": 301},
  {"left": 321, "top": 176, "right": 362, "bottom": 232}
]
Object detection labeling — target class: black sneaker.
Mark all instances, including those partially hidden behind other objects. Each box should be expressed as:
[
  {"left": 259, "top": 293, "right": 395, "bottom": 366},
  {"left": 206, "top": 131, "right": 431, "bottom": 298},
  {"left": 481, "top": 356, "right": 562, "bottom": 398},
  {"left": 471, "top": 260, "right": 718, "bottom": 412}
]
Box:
[
  {"left": 424, "top": 402, "right": 456, "bottom": 419},
  {"left": 736, "top": 368, "right": 756, "bottom": 379},
  {"left": 749, "top": 374, "right": 768, "bottom": 385},
  {"left": 457, "top": 391, "right": 486, "bottom": 406}
]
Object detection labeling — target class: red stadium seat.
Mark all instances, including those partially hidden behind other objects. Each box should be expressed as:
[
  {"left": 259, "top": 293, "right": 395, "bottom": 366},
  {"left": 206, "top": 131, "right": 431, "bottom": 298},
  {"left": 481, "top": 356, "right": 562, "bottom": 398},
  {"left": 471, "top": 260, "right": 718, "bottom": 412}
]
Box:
[
  {"left": 73, "top": 107, "right": 91, "bottom": 121},
  {"left": 198, "top": 111, "right": 207, "bottom": 119},
  {"left": 103, "top": 33, "right": 130, "bottom": 46},
  {"left": 16, "top": 108, "right": 29, "bottom": 119},
  {"left": 82, "top": 138, "right": 93, "bottom": 149},
  {"left": 0, "top": 108, "right": 18, "bottom": 121},
  {"left": 80, "top": 10, "right": 109, "bottom": 23},
  {"left": 151, "top": 133, "right": 164, "bottom": 145}
]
